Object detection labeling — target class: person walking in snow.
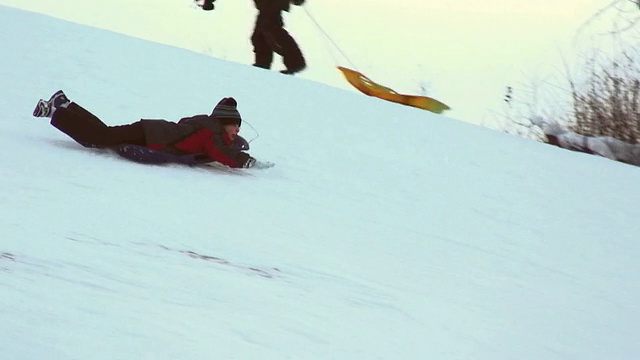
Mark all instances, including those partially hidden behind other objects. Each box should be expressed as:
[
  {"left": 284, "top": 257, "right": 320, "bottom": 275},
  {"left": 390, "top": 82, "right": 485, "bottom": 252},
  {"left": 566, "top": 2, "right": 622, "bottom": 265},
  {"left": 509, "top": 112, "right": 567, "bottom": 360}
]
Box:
[
  {"left": 251, "top": 0, "right": 306, "bottom": 75},
  {"left": 532, "top": 116, "right": 640, "bottom": 167},
  {"left": 32, "top": 90, "right": 270, "bottom": 168},
  {"left": 207, "top": 0, "right": 306, "bottom": 75}
]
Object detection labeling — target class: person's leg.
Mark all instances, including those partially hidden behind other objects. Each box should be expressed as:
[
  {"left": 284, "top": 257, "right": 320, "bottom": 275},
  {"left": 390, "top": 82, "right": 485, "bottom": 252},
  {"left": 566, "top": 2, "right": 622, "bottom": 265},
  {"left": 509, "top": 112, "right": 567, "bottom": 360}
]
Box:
[
  {"left": 251, "top": 15, "right": 275, "bottom": 69},
  {"left": 270, "top": 27, "right": 306, "bottom": 74},
  {"left": 259, "top": 12, "right": 305, "bottom": 74},
  {"left": 51, "top": 103, "right": 145, "bottom": 148}
]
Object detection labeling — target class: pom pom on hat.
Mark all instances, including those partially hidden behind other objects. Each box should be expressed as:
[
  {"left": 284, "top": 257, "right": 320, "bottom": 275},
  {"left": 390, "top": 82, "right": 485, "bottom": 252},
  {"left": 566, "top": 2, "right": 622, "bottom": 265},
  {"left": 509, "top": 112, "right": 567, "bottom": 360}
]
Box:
[{"left": 211, "top": 97, "right": 242, "bottom": 126}]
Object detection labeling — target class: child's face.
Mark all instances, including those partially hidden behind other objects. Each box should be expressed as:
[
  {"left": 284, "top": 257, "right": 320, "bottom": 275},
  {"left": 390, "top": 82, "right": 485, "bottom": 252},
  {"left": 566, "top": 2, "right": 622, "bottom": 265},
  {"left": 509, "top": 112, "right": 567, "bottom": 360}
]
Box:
[{"left": 224, "top": 123, "right": 240, "bottom": 140}]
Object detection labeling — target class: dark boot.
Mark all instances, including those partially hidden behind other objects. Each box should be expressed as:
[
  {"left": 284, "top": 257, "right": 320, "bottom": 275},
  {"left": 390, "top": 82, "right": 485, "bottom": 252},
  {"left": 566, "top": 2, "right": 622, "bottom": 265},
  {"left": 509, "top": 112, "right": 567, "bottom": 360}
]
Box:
[
  {"left": 32, "top": 90, "right": 71, "bottom": 118},
  {"left": 32, "top": 99, "right": 52, "bottom": 118},
  {"left": 48, "top": 90, "right": 71, "bottom": 110}
]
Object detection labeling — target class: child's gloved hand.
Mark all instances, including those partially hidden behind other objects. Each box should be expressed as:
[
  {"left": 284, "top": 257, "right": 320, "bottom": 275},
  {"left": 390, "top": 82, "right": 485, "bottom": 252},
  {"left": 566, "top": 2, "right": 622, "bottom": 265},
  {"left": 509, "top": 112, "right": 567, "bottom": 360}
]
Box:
[
  {"left": 253, "top": 160, "right": 275, "bottom": 169},
  {"left": 242, "top": 157, "right": 256, "bottom": 168}
]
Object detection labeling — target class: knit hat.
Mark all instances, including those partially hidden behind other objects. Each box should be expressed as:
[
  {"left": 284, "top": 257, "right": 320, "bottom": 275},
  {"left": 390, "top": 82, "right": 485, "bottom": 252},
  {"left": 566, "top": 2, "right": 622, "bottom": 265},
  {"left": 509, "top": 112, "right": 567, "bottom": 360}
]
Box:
[{"left": 211, "top": 97, "right": 242, "bottom": 126}]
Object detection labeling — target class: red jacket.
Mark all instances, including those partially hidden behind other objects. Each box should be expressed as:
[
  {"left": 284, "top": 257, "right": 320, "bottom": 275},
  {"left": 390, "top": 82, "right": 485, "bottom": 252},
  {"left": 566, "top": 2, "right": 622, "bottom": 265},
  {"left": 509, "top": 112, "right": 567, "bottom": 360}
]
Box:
[
  {"left": 173, "top": 128, "right": 241, "bottom": 168},
  {"left": 141, "top": 118, "right": 250, "bottom": 168}
]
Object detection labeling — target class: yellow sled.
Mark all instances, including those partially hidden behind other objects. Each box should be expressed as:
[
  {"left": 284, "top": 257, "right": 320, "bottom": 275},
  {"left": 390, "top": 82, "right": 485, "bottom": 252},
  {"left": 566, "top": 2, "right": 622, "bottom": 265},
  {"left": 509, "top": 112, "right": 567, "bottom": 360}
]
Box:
[{"left": 337, "top": 66, "right": 450, "bottom": 114}]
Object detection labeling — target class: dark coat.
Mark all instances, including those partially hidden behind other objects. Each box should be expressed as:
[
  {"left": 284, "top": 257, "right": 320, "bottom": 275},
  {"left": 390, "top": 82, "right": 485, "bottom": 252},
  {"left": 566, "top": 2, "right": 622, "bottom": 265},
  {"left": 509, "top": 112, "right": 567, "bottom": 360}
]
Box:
[
  {"left": 140, "top": 114, "right": 251, "bottom": 168},
  {"left": 253, "top": 0, "right": 291, "bottom": 12}
]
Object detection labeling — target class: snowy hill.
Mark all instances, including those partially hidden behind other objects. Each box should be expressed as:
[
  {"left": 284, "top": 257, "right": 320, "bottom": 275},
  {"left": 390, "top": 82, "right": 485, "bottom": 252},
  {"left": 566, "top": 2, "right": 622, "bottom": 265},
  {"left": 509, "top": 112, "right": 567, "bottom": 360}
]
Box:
[
  {"left": 0, "top": 0, "right": 609, "bottom": 126},
  {"left": 1, "top": 6, "right": 640, "bottom": 360}
]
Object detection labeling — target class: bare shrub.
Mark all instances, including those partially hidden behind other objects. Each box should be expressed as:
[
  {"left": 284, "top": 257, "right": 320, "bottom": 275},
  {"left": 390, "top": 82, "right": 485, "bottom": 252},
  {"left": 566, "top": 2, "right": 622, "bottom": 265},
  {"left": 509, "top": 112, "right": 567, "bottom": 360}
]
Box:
[
  {"left": 568, "top": 49, "right": 640, "bottom": 143},
  {"left": 496, "top": 1, "right": 640, "bottom": 142}
]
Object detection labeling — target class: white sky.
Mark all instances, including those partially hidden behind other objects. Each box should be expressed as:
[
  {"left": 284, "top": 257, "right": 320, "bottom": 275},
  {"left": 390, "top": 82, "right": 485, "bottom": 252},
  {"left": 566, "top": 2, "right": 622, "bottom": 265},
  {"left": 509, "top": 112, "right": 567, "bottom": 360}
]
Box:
[
  {"left": 0, "top": 0, "right": 624, "bottom": 127},
  {"left": 2, "top": 3, "right": 640, "bottom": 359}
]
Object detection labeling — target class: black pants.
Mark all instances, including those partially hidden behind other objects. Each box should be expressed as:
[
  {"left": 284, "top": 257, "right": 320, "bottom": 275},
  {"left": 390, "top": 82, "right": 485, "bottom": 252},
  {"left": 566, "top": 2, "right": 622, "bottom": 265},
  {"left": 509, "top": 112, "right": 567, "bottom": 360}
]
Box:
[
  {"left": 251, "top": 10, "right": 305, "bottom": 71},
  {"left": 50, "top": 103, "right": 146, "bottom": 148}
]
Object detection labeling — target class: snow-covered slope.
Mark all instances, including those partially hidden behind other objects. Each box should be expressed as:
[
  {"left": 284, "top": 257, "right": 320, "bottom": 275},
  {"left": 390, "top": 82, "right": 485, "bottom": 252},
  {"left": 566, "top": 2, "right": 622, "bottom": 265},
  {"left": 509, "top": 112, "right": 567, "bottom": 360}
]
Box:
[{"left": 1, "top": 6, "right": 639, "bottom": 360}]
